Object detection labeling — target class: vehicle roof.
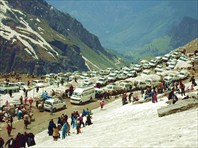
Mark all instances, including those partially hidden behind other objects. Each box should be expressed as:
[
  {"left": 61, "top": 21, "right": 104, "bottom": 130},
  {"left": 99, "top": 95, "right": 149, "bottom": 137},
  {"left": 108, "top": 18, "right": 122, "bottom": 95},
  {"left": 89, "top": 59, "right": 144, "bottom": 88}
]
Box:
[
  {"left": 74, "top": 86, "right": 94, "bottom": 93},
  {"left": 45, "top": 98, "right": 60, "bottom": 103}
]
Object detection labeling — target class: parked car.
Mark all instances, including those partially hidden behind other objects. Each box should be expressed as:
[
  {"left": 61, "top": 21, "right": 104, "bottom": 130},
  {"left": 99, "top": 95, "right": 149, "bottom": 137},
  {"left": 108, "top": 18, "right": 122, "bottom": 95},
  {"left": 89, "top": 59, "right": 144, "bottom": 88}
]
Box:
[
  {"left": 95, "top": 88, "right": 105, "bottom": 99},
  {"left": 82, "top": 79, "right": 93, "bottom": 87},
  {"left": 162, "top": 54, "right": 170, "bottom": 61},
  {"left": 96, "top": 77, "right": 108, "bottom": 87},
  {"left": 134, "top": 80, "right": 147, "bottom": 89},
  {"left": 142, "top": 70, "right": 151, "bottom": 75},
  {"left": 178, "top": 70, "right": 189, "bottom": 80},
  {"left": 145, "top": 78, "right": 161, "bottom": 87},
  {"left": 44, "top": 98, "right": 66, "bottom": 112},
  {"left": 104, "top": 84, "right": 121, "bottom": 95},
  {"left": 168, "top": 73, "right": 180, "bottom": 81},
  {"left": 133, "top": 64, "right": 142, "bottom": 72},
  {"left": 163, "top": 76, "right": 173, "bottom": 84},
  {"left": 107, "top": 73, "right": 117, "bottom": 82},
  {"left": 118, "top": 81, "right": 132, "bottom": 92},
  {"left": 148, "top": 60, "right": 157, "bottom": 68},
  {"left": 118, "top": 73, "right": 128, "bottom": 80},
  {"left": 143, "top": 63, "right": 151, "bottom": 69},
  {"left": 127, "top": 71, "right": 137, "bottom": 77},
  {"left": 154, "top": 67, "right": 164, "bottom": 73}
]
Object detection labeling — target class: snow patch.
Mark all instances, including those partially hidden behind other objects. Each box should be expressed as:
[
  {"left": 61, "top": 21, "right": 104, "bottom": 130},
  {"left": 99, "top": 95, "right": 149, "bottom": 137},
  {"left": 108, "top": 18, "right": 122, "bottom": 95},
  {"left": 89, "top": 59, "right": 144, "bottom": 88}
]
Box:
[
  {"left": 50, "top": 6, "right": 54, "bottom": 11},
  {"left": 33, "top": 94, "right": 198, "bottom": 147},
  {"left": 12, "top": 9, "right": 26, "bottom": 16},
  {"left": 0, "top": 1, "right": 59, "bottom": 59},
  {"left": 38, "top": 27, "right": 44, "bottom": 31},
  {"left": 36, "top": 18, "right": 41, "bottom": 22},
  {"left": 82, "top": 56, "right": 99, "bottom": 70}
]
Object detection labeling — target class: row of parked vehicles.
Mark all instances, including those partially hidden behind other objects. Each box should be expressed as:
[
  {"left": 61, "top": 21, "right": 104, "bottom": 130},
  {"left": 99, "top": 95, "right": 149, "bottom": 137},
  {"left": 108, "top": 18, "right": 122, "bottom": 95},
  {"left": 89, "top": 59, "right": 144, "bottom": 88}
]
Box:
[{"left": 1, "top": 50, "right": 193, "bottom": 109}]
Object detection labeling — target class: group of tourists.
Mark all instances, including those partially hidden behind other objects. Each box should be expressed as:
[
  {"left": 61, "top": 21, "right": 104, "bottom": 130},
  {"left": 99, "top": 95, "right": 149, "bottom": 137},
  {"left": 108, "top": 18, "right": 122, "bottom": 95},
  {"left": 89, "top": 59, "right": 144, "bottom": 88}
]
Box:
[
  {"left": 0, "top": 132, "right": 35, "bottom": 148},
  {"left": 47, "top": 109, "right": 93, "bottom": 141},
  {"left": 0, "top": 95, "right": 35, "bottom": 147},
  {"left": 119, "top": 75, "right": 197, "bottom": 106},
  {"left": 167, "top": 76, "right": 197, "bottom": 104}
]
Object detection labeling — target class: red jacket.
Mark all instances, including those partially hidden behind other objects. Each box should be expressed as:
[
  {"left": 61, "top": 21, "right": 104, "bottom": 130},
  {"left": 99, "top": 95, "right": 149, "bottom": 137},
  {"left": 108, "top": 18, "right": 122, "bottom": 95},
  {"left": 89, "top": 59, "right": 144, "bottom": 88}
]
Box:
[{"left": 7, "top": 125, "right": 12, "bottom": 132}]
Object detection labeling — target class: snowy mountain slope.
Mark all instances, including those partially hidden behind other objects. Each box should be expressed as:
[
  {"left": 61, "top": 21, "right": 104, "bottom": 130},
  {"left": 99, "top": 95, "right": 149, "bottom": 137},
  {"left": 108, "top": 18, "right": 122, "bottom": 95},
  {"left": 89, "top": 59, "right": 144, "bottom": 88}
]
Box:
[
  {"left": 0, "top": 0, "right": 118, "bottom": 75},
  {"left": 0, "top": 0, "right": 58, "bottom": 60},
  {"left": 33, "top": 96, "right": 198, "bottom": 147}
]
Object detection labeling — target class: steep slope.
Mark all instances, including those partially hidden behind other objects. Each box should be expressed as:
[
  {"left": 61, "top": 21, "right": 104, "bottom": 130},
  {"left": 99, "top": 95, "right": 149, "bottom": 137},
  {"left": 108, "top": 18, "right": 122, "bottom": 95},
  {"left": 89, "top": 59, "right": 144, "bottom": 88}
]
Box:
[
  {"left": 0, "top": 0, "right": 117, "bottom": 75},
  {"left": 47, "top": 1, "right": 198, "bottom": 62}
]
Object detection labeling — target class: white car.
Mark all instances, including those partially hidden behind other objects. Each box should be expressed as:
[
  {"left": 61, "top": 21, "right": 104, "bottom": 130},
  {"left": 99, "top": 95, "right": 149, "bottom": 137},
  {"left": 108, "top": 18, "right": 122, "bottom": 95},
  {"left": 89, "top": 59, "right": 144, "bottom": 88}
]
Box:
[
  {"left": 104, "top": 84, "right": 120, "bottom": 93},
  {"left": 178, "top": 70, "right": 189, "bottom": 80},
  {"left": 143, "top": 63, "right": 151, "bottom": 69},
  {"left": 133, "top": 65, "right": 142, "bottom": 72},
  {"left": 168, "top": 73, "right": 179, "bottom": 81},
  {"left": 154, "top": 67, "right": 164, "bottom": 73},
  {"left": 127, "top": 71, "right": 137, "bottom": 77},
  {"left": 82, "top": 79, "right": 93, "bottom": 87},
  {"left": 145, "top": 79, "right": 161, "bottom": 87},
  {"left": 118, "top": 82, "right": 132, "bottom": 91},
  {"left": 96, "top": 77, "right": 108, "bottom": 86},
  {"left": 118, "top": 73, "right": 128, "bottom": 80},
  {"left": 164, "top": 76, "right": 173, "bottom": 84},
  {"left": 134, "top": 80, "right": 147, "bottom": 89},
  {"left": 107, "top": 73, "right": 117, "bottom": 82},
  {"left": 162, "top": 54, "right": 170, "bottom": 61},
  {"left": 142, "top": 70, "right": 151, "bottom": 75},
  {"left": 168, "top": 64, "right": 175, "bottom": 69},
  {"left": 44, "top": 98, "right": 66, "bottom": 112}
]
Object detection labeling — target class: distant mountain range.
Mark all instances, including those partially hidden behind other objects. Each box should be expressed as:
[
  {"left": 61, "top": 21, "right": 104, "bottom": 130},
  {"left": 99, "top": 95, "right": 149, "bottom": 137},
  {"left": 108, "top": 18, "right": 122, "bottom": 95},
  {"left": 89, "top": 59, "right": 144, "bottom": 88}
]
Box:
[
  {"left": 47, "top": 0, "right": 198, "bottom": 62},
  {"left": 0, "top": 0, "right": 119, "bottom": 75}
]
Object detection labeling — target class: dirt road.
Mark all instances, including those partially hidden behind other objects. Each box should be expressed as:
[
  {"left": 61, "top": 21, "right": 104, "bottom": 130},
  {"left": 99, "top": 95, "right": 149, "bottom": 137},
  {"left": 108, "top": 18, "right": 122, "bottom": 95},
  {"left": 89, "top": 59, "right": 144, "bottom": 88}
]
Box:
[{"left": 0, "top": 96, "right": 118, "bottom": 143}]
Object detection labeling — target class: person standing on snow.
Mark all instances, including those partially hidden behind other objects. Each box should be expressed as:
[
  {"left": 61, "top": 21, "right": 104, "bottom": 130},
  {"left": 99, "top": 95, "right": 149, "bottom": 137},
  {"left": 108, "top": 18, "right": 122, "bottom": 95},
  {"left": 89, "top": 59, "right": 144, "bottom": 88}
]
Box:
[
  {"left": 153, "top": 89, "right": 158, "bottom": 103},
  {"left": 62, "top": 121, "right": 68, "bottom": 139},
  {"left": 71, "top": 113, "right": 77, "bottom": 129},
  {"left": 190, "top": 76, "right": 197, "bottom": 86},
  {"left": 86, "top": 114, "right": 93, "bottom": 126},
  {"left": 100, "top": 100, "right": 105, "bottom": 109},
  {"left": 48, "top": 119, "right": 56, "bottom": 136},
  {"left": 76, "top": 118, "right": 81, "bottom": 134},
  {"left": 180, "top": 80, "right": 185, "bottom": 96},
  {"left": 168, "top": 88, "right": 178, "bottom": 104},
  {"left": 53, "top": 125, "right": 59, "bottom": 141}
]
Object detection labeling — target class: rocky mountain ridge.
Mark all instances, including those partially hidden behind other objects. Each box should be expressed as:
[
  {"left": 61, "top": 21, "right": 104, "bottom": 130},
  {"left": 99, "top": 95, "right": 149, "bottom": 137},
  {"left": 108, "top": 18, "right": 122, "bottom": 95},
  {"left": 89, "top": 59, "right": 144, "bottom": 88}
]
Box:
[{"left": 0, "top": 0, "right": 117, "bottom": 75}]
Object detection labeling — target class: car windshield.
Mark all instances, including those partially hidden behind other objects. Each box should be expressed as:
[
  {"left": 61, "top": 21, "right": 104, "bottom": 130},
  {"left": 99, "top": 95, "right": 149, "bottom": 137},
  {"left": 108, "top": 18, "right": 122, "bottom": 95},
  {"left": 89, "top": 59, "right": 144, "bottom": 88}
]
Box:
[
  {"left": 45, "top": 101, "right": 52, "bottom": 106},
  {"left": 98, "top": 78, "right": 105, "bottom": 81},
  {"left": 73, "top": 92, "right": 81, "bottom": 97}
]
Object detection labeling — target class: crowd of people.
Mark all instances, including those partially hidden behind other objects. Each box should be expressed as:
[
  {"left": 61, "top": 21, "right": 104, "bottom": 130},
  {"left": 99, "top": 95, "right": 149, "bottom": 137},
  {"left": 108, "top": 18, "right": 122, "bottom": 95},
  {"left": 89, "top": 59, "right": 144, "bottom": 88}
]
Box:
[
  {"left": 0, "top": 132, "right": 35, "bottom": 148},
  {"left": 120, "top": 75, "right": 197, "bottom": 105},
  {"left": 0, "top": 73, "right": 197, "bottom": 146},
  {"left": 47, "top": 109, "right": 93, "bottom": 141}
]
